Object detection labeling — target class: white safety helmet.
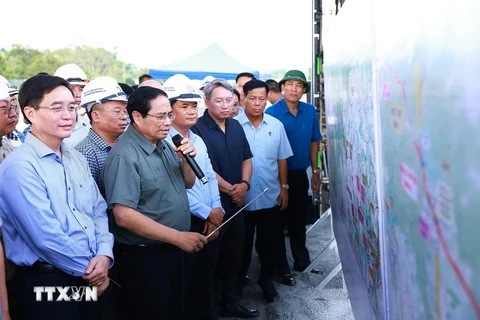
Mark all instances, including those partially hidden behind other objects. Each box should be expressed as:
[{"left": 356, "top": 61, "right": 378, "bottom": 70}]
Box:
[
  {"left": 0, "top": 74, "right": 19, "bottom": 96},
  {"left": 199, "top": 75, "right": 215, "bottom": 91},
  {"left": 163, "top": 74, "right": 202, "bottom": 104},
  {"left": 0, "top": 84, "right": 10, "bottom": 101},
  {"left": 54, "top": 63, "right": 88, "bottom": 86},
  {"left": 80, "top": 76, "right": 127, "bottom": 112}
]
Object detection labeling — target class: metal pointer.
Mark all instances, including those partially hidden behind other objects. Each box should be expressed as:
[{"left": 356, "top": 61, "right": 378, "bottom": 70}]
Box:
[{"left": 207, "top": 188, "right": 269, "bottom": 239}]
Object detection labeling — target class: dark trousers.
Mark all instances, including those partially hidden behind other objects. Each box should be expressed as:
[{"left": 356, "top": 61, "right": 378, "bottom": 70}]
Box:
[
  {"left": 240, "top": 206, "right": 280, "bottom": 289},
  {"left": 100, "top": 264, "right": 122, "bottom": 320},
  {"left": 184, "top": 215, "right": 219, "bottom": 320},
  {"left": 18, "top": 264, "right": 103, "bottom": 320},
  {"left": 277, "top": 170, "right": 311, "bottom": 276},
  {"left": 114, "top": 243, "right": 185, "bottom": 320},
  {"left": 216, "top": 209, "right": 245, "bottom": 308},
  {"left": 6, "top": 272, "right": 21, "bottom": 319}
]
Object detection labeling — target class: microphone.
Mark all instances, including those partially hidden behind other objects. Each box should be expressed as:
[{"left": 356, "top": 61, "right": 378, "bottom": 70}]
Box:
[{"left": 172, "top": 134, "right": 208, "bottom": 185}]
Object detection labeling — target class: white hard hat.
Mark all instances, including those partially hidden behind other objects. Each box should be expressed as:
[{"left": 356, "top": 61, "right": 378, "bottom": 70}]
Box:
[
  {"left": 54, "top": 63, "right": 88, "bottom": 86},
  {"left": 80, "top": 76, "right": 127, "bottom": 111},
  {"left": 0, "top": 84, "right": 10, "bottom": 101},
  {"left": 199, "top": 75, "right": 215, "bottom": 91},
  {"left": 163, "top": 74, "right": 202, "bottom": 103},
  {"left": 0, "top": 74, "right": 19, "bottom": 96}
]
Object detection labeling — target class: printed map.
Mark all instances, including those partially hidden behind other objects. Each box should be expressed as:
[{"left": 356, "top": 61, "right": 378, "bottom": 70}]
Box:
[
  {"left": 323, "top": 1, "right": 383, "bottom": 319},
  {"left": 324, "top": 0, "right": 480, "bottom": 319},
  {"left": 375, "top": 0, "right": 480, "bottom": 319}
]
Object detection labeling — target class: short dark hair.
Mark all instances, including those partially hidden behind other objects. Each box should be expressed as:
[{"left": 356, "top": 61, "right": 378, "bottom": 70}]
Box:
[
  {"left": 265, "top": 79, "right": 281, "bottom": 93},
  {"left": 243, "top": 79, "right": 269, "bottom": 97},
  {"left": 138, "top": 74, "right": 153, "bottom": 84},
  {"left": 18, "top": 74, "right": 73, "bottom": 125},
  {"left": 233, "top": 89, "right": 240, "bottom": 102},
  {"left": 127, "top": 86, "right": 168, "bottom": 123},
  {"left": 235, "top": 72, "right": 255, "bottom": 83},
  {"left": 119, "top": 83, "right": 134, "bottom": 97}
]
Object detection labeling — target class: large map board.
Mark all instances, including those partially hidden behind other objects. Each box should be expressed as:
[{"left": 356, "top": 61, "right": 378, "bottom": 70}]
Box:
[{"left": 323, "top": 0, "right": 480, "bottom": 319}]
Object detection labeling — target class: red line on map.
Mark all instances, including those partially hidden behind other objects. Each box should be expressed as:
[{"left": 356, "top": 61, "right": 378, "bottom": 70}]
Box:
[{"left": 383, "top": 64, "right": 480, "bottom": 318}]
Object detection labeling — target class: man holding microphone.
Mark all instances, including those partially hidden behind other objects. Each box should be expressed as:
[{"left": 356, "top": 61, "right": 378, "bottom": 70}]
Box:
[{"left": 102, "top": 86, "right": 207, "bottom": 319}]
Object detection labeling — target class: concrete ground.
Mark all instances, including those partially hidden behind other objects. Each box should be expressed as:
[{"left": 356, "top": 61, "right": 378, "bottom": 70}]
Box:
[{"left": 228, "top": 211, "right": 355, "bottom": 320}]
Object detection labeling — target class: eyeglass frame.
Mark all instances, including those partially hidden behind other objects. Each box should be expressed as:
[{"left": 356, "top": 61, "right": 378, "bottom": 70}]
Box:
[
  {"left": 209, "top": 97, "right": 234, "bottom": 107},
  {"left": 32, "top": 103, "right": 79, "bottom": 115},
  {"left": 0, "top": 100, "right": 19, "bottom": 115},
  {"left": 145, "top": 111, "right": 176, "bottom": 123},
  {"left": 101, "top": 109, "right": 129, "bottom": 118}
]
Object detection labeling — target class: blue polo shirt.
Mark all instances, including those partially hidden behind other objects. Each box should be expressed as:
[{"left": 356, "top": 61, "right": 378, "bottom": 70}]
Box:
[
  {"left": 265, "top": 99, "right": 322, "bottom": 170},
  {"left": 191, "top": 110, "right": 253, "bottom": 216},
  {"left": 236, "top": 112, "right": 293, "bottom": 210}
]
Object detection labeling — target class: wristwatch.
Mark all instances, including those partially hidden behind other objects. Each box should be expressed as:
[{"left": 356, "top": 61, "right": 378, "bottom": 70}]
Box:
[
  {"left": 240, "top": 180, "right": 251, "bottom": 191},
  {"left": 312, "top": 169, "right": 320, "bottom": 174},
  {"left": 281, "top": 184, "right": 289, "bottom": 190}
]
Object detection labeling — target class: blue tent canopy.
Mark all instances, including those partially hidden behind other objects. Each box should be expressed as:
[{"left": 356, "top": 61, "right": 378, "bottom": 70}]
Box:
[
  {"left": 149, "top": 69, "right": 259, "bottom": 81},
  {"left": 148, "top": 43, "right": 259, "bottom": 81}
]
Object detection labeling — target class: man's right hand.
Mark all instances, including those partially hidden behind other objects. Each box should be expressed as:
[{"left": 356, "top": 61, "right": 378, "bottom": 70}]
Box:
[
  {"left": 207, "top": 208, "right": 224, "bottom": 226},
  {"left": 97, "top": 277, "right": 110, "bottom": 296},
  {"left": 175, "top": 232, "right": 208, "bottom": 253},
  {"left": 203, "top": 208, "right": 224, "bottom": 241},
  {"left": 203, "top": 220, "right": 219, "bottom": 241}
]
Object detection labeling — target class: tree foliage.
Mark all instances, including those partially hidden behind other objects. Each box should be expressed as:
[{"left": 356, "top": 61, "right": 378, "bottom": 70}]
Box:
[{"left": 0, "top": 45, "right": 147, "bottom": 86}]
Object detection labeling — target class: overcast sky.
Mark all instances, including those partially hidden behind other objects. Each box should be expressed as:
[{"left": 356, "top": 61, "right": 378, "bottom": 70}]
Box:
[{"left": 1, "top": 0, "right": 314, "bottom": 73}]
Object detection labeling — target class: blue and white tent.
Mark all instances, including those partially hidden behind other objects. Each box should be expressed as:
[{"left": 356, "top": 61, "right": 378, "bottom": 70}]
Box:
[{"left": 148, "top": 43, "right": 259, "bottom": 81}]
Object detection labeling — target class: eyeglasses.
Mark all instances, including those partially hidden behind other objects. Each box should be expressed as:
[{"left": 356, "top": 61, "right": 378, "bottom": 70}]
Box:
[
  {"left": 0, "top": 102, "right": 18, "bottom": 115},
  {"left": 211, "top": 98, "right": 233, "bottom": 107},
  {"left": 0, "top": 98, "right": 19, "bottom": 115},
  {"left": 104, "top": 110, "right": 128, "bottom": 118},
  {"left": 34, "top": 104, "right": 79, "bottom": 115},
  {"left": 146, "top": 112, "right": 176, "bottom": 123}
]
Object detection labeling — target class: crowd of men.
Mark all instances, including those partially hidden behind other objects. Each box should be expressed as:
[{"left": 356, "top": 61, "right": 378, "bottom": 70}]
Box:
[{"left": 0, "top": 65, "right": 322, "bottom": 320}]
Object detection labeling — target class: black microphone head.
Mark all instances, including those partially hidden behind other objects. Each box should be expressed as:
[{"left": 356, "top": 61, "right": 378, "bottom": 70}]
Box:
[{"left": 172, "top": 134, "right": 184, "bottom": 148}]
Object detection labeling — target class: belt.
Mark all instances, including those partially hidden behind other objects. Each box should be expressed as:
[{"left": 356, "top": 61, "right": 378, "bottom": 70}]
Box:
[
  {"left": 138, "top": 243, "right": 178, "bottom": 250},
  {"left": 288, "top": 169, "right": 306, "bottom": 173},
  {"left": 116, "top": 242, "right": 178, "bottom": 251},
  {"left": 22, "top": 262, "right": 62, "bottom": 273}
]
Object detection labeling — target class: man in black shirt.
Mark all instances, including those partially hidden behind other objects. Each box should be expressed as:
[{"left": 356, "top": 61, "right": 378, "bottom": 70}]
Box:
[{"left": 192, "top": 79, "right": 258, "bottom": 319}]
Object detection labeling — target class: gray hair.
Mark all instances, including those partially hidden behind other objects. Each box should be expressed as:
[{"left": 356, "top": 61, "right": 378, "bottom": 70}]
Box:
[{"left": 203, "top": 78, "right": 233, "bottom": 100}]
